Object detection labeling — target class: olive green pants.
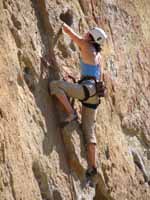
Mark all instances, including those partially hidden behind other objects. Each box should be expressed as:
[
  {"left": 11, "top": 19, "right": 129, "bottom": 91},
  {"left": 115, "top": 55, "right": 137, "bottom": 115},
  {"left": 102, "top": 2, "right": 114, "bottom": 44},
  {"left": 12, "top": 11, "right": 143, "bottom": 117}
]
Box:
[{"left": 50, "top": 80, "right": 99, "bottom": 144}]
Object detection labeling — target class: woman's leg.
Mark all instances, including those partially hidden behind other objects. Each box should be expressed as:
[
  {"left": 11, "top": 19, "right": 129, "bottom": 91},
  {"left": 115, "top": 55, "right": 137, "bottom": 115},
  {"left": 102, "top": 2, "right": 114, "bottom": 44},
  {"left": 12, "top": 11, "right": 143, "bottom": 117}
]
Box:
[
  {"left": 82, "top": 106, "right": 97, "bottom": 169},
  {"left": 50, "top": 80, "right": 84, "bottom": 121},
  {"left": 87, "top": 143, "right": 97, "bottom": 169},
  {"left": 55, "top": 93, "right": 75, "bottom": 121}
]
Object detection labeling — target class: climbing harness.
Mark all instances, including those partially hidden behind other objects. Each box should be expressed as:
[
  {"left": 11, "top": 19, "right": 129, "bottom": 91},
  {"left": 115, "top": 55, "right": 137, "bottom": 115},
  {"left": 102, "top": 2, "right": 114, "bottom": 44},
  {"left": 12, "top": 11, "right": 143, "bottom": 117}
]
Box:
[
  {"left": 63, "top": 75, "right": 106, "bottom": 109},
  {"left": 78, "top": 76, "right": 106, "bottom": 100}
]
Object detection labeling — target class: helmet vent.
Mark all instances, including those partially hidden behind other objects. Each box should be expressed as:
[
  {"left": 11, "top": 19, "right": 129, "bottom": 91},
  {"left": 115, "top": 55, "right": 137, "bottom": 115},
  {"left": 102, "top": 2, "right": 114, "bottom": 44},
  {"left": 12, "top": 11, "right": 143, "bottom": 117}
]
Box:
[{"left": 97, "top": 37, "right": 102, "bottom": 41}]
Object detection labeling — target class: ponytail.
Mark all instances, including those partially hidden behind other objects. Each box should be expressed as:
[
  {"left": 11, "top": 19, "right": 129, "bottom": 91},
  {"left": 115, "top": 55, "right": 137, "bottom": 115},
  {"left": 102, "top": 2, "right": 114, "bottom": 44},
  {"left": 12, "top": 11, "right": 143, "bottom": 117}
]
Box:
[{"left": 92, "top": 43, "right": 102, "bottom": 53}]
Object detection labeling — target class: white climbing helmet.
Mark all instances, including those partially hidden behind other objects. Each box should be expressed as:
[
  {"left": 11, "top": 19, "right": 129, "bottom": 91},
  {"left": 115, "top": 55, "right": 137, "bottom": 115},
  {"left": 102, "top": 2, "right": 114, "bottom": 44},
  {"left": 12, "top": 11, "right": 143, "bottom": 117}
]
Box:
[{"left": 89, "top": 27, "right": 107, "bottom": 45}]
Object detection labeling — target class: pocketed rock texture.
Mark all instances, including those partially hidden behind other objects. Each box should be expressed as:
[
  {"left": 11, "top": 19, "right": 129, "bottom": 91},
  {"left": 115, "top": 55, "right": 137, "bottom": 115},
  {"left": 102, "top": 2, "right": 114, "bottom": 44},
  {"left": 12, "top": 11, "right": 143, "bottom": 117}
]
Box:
[{"left": 0, "top": 0, "right": 150, "bottom": 200}]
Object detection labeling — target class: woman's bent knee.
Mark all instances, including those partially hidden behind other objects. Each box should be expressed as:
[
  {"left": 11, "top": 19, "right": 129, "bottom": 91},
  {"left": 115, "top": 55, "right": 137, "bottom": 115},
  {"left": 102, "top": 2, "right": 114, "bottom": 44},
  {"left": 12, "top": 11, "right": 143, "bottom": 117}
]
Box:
[{"left": 49, "top": 80, "right": 65, "bottom": 96}]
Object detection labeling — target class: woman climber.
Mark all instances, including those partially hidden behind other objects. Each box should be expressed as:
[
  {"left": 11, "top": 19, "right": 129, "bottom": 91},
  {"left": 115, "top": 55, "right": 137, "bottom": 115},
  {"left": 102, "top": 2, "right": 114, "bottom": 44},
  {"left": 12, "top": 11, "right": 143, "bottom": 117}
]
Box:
[{"left": 49, "top": 23, "right": 107, "bottom": 181}]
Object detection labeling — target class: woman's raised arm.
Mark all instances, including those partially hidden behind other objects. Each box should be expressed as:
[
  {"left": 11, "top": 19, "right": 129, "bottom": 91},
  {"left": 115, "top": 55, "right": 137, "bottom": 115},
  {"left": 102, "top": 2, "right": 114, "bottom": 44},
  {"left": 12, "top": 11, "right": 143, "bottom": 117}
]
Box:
[{"left": 63, "top": 23, "right": 84, "bottom": 48}]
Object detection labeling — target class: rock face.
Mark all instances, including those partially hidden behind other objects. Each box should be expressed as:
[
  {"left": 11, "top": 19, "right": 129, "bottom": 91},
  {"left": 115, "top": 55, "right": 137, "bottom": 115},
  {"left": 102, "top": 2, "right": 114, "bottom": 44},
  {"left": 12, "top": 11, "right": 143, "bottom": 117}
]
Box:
[{"left": 0, "top": 0, "right": 150, "bottom": 199}]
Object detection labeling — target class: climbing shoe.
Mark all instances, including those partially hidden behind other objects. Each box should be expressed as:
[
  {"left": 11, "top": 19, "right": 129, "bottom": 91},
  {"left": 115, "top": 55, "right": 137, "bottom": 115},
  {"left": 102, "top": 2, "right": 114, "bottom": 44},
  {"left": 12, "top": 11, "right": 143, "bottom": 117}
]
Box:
[
  {"left": 86, "top": 167, "right": 97, "bottom": 178},
  {"left": 85, "top": 167, "right": 98, "bottom": 187},
  {"left": 60, "top": 113, "right": 77, "bottom": 128}
]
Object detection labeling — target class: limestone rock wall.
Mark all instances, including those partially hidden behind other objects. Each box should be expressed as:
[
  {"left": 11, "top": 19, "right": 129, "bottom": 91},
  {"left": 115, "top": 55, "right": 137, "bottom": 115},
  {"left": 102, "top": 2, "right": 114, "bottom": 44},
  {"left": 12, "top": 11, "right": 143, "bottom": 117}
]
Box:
[{"left": 0, "top": 0, "right": 150, "bottom": 200}]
